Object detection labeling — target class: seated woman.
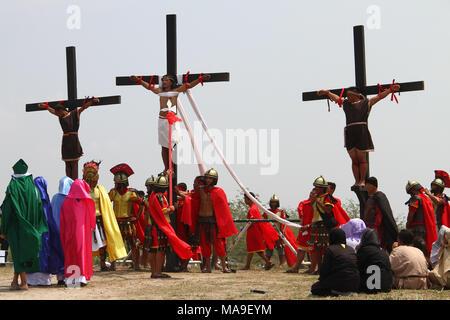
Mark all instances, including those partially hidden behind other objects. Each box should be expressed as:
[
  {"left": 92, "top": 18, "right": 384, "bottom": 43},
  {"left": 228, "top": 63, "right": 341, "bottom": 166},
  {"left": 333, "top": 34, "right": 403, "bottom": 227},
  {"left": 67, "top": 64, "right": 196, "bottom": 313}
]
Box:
[
  {"left": 356, "top": 229, "right": 393, "bottom": 293},
  {"left": 310, "top": 229, "right": 360, "bottom": 296},
  {"left": 428, "top": 227, "right": 450, "bottom": 288}
]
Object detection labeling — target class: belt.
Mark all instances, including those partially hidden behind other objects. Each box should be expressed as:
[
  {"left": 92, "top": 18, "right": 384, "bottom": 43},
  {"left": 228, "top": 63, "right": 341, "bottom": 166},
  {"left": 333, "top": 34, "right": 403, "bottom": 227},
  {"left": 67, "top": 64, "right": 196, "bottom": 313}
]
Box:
[
  {"left": 410, "top": 222, "right": 425, "bottom": 226},
  {"left": 345, "top": 122, "right": 367, "bottom": 128},
  {"left": 398, "top": 275, "right": 427, "bottom": 279},
  {"left": 63, "top": 132, "right": 78, "bottom": 136}
]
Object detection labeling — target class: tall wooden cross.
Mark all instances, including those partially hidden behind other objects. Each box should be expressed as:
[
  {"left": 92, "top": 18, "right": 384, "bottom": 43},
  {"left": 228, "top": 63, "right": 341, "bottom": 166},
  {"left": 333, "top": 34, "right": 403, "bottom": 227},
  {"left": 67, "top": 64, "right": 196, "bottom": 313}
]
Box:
[
  {"left": 302, "top": 25, "right": 424, "bottom": 218},
  {"left": 26, "top": 46, "right": 121, "bottom": 112},
  {"left": 116, "top": 14, "right": 230, "bottom": 271}
]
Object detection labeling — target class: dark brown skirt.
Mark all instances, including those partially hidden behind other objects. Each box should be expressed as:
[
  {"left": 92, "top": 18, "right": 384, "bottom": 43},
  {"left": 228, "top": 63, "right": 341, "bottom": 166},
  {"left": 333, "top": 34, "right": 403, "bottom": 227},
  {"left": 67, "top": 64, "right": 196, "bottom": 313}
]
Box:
[
  {"left": 344, "top": 124, "right": 374, "bottom": 152},
  {"left": 61, "top": 134, "right": 83, "bottom": 161}
]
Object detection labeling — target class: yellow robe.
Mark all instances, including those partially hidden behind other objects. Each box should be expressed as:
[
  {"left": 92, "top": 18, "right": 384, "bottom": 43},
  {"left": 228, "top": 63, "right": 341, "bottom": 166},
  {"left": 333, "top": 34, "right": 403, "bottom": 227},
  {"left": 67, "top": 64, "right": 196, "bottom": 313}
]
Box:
[{"left": 95, "top": 185, "right": 127, "bottom": 262}]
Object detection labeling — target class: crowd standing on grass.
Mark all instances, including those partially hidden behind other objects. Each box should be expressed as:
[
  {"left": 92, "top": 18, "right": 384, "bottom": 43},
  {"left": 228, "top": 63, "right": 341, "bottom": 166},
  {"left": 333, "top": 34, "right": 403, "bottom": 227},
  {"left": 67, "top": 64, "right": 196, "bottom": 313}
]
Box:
[{"left": 0, "top": 159, "right": 449, "bottom": 295}]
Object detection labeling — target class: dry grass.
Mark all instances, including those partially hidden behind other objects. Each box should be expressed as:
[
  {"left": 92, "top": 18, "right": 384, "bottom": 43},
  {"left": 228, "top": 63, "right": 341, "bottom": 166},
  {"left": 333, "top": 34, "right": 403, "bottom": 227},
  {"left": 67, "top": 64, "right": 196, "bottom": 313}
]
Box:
[{"left": 0, "top": 264, "right": 448, "bottom": 300}]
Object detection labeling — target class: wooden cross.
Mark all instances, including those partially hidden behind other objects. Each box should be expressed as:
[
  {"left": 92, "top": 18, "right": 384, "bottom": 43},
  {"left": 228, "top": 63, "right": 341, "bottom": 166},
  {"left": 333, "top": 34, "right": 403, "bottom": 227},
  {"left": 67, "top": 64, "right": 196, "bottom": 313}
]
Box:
[
  {"left": 116, "top": 14, "right": 230, "bottom": 271},
  {"left": 26, "top": 46, "right": 121, "bottom": 112},
  {"left": 301, "top": 25, "right": 424, "bottom": 218}
]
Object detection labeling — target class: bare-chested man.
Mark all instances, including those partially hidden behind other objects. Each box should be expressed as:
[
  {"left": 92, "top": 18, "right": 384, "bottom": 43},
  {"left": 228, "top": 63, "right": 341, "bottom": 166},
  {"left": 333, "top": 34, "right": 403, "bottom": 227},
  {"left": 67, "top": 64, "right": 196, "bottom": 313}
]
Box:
[
  {"left": 130, "top": 74, "right": 211, "bottom": 172},
  {"left": 191, "top": 169, "right": 237, "bottom": 273}
]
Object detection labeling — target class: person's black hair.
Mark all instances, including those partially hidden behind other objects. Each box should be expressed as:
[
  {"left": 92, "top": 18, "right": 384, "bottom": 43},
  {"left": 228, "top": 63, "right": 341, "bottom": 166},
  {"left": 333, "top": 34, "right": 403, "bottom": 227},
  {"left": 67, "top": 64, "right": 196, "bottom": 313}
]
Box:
[
  {"left": 344, "top": 86, "right": 361, "bottom": 96},
  {"left": 244, "top": 192, "right": 256, "bottom": 199},
  {"left": 136, "top": 190, "right": 145, "bottom": 198},
  {"left": 329, "top": 228, "right": 346, "bottom": 245},
  {"left": 365, "top": 176, "right": 378, "bottom": 188},
  {"left": 398, "top": 229, "right": 414, "bottom": 246},
  {"left": 410, "top": 183, "right": 424, "bottom": 194},
  {"left": 177, "top": 183, "right": 187, "bottom": 191},
  {"left": 161, "top": 74, "right": 179, "bottom": 90},
  {"left": 194, "top": 176, "right": 206, "bottom": 184},
  {"left": 328, "top": 182, "right": 336, "bottom": 191}
]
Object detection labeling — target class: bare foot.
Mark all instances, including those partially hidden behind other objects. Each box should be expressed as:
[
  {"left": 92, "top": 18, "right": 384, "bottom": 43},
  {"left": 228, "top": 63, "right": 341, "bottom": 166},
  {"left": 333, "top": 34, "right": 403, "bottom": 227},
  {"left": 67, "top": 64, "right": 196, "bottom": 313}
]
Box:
[{"left": 19, "top": 284, "right": 29, "bottom": 290}]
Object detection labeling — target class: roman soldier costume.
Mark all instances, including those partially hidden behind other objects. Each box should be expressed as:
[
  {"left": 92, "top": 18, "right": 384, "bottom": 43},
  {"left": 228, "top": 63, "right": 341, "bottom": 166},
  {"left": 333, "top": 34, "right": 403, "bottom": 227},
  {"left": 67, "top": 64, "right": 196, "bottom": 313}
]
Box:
[{"left": 405, "top": 180, "right": 437, "bottom": 256}]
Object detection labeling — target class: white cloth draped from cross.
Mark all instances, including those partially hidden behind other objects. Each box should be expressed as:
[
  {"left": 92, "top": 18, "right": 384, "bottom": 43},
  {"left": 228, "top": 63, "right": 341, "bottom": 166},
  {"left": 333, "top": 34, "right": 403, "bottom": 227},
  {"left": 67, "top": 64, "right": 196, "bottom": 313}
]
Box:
[{"left": 181, "top": 90, "right": 301, "bottom": 229}]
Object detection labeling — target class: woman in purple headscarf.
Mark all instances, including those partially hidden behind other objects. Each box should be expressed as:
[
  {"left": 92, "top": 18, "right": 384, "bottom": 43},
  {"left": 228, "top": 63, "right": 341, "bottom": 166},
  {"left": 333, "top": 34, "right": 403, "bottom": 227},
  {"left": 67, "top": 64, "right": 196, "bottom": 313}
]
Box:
[{"left": 341, "top": 218, "right": 367, "bottom": 249}]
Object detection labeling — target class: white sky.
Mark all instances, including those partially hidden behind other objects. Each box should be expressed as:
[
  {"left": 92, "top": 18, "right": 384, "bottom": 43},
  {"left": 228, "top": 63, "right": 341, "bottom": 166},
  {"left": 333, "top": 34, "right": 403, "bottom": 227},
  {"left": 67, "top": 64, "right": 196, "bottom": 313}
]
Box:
[{"left": 1, "top": 0, "right": 449, "bottom": 222}]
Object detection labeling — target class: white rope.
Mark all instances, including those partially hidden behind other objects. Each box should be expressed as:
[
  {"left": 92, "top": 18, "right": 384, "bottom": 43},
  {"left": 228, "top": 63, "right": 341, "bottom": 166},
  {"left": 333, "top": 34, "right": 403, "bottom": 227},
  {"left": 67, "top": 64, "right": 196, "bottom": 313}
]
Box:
[
  {"left": 176, "top": 98, "right": 207, "bottom": 175},
  {"left": 185, "top": 90, "right": 301, "bottom": 229}
]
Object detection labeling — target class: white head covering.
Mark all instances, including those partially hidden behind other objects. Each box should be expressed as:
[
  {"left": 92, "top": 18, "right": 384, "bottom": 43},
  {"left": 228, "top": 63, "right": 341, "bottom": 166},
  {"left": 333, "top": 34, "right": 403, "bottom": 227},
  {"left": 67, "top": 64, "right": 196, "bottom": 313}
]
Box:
[{"left": 430, "top": 225, "right": 450, "bottom": 267}]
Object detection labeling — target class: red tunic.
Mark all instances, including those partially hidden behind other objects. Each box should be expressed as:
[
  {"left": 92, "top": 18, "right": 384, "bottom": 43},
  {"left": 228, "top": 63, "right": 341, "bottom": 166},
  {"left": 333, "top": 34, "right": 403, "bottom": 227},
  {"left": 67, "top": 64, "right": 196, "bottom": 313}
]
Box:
[
  {"left": 296, "top": 200, "right": 313, "bottom": 251},
  {"left": 441, "top": 196, "right": 450, "bottom": 228},
  {"left": 246, "top": 204, "right": 279, "bottom": 253},
  {"left": 409, "top": 193, "right": 438, "bottom": 256},
  {"left": 264, "top": 209, "right": 298, "bottom": 266}
]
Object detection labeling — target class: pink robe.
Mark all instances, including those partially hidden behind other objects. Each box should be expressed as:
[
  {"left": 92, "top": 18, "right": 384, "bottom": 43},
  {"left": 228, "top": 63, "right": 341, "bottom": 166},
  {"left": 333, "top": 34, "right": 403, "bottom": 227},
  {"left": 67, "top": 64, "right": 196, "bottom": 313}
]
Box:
[{"left": 60, "top": 179, "right": 96, "bottom": 281}]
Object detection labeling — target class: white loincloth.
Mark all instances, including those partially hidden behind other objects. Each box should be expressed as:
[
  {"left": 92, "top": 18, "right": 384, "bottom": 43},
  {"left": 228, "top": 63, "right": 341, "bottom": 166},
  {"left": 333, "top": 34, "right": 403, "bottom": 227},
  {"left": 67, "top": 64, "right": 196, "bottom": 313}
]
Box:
[{"left": 158, "top": 117, "right": 181, "bottom": 149}]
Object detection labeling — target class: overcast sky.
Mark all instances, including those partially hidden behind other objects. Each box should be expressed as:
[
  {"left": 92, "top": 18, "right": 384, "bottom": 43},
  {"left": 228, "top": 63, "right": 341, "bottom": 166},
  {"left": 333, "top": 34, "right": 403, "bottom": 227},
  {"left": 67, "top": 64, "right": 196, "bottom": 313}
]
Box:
[{"left": 1, "top": 0, "right": 449, "bottom": 223}]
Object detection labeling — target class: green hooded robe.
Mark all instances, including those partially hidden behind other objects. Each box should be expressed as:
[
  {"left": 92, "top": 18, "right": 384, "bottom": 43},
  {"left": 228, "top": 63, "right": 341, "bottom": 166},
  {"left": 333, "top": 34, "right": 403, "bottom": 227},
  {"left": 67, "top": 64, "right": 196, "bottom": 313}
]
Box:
[{"left": 0, "top": 159, "right": 48, "bottom": 273}]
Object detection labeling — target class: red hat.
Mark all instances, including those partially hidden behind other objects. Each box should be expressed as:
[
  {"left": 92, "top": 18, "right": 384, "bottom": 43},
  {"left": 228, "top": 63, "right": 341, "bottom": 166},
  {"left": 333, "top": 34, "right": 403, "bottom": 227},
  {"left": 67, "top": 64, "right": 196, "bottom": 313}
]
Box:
[
  {"left": 110, "top": 163, "right": 134, "bottom": 177},
  {"left": 435, "top": 170, "right": 450, "bottom": 188}
]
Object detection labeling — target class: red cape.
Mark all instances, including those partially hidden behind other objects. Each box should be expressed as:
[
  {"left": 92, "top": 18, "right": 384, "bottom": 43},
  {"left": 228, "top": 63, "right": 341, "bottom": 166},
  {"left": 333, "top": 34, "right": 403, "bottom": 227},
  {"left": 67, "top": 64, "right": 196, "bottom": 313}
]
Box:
[
  {"left": 331, "top": 196, "right": 350, "bottom": 227},
  {"left": 190, "top": 187, "right": 238, "bottom": 239},
  {"left": 60, "top": 180, "right": 96, "bottom": 280},
  {"left": 180, "top": 196, "right": 192, "bottom": 226},
  {"left": 418, "top": 192, "right": 438, "bottom": 256},
  {"left": 439, "top": 195, "right": 450, "bottom": 228},
  {"left": 296, "top": 200, "right": 313, "bottom": 250},
  {"left": 264, "top": 209, "right": 298, "bottom": 265},
  {"left": 247, "top": 204, "right": 279, "bottom": 250},
  {"left": 283, "top": 226, "right": 298, "bottom": 266},
  {"left": 132, "top": 199, "right": 145, "bottom": 245},
  {"left": 148, "top": 193, "right": 192, "bottom": 260}
]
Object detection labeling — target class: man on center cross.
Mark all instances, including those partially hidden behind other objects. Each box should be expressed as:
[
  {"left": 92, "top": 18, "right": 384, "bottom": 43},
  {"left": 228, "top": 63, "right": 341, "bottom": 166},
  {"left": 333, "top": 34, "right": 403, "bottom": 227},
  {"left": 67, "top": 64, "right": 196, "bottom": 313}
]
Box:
[{"left": 130, "top": 73, "right": 211, "bottom": 173}]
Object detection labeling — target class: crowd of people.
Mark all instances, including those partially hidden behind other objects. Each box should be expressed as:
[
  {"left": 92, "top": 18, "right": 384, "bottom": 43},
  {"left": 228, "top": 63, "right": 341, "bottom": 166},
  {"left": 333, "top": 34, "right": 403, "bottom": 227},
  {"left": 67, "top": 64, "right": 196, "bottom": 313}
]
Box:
[
  {"left": 0, "top": 159, "right": 448, "bottom": 296},
  {"left": 299, "top": 175, "right": 450, "bottom": 296}
]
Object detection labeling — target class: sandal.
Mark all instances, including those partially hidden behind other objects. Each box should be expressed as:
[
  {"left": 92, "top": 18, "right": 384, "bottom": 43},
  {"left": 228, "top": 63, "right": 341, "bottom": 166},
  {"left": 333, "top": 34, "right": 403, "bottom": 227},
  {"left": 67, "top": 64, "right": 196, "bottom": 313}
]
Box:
[
  {"left": 151, "top": 274, "right": 171, "bottom": 279},
  {"left": 264, "top": 263, "right": 275, "bottom": 270},
  {"left": 9, "top": 283, "right": 20, "bottom": 291},
  {"left": 285, "top": 269, "right": 299, "bottom": 274}
]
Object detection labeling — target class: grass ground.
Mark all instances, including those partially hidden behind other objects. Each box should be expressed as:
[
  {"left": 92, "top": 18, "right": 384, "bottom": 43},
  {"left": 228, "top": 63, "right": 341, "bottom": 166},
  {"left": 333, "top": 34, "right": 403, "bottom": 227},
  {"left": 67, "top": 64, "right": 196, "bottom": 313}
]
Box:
[{"left": 0, "top": 263, "right": 448, "bottom": 300}]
